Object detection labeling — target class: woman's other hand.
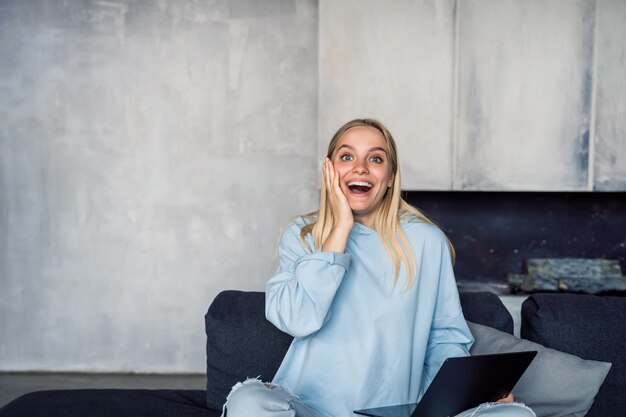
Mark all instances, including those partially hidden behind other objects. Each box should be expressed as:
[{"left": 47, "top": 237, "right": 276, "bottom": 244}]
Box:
[
  {"left": 497, "top": 392, "right": 515, "bottom": 403},
  {"left": 321, "top": 158, "right": 353, "bottom": 253}
]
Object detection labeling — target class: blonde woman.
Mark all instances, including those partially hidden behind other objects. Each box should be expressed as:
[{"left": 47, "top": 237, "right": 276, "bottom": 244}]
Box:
[{"left": 222, "top": 119, "right": 534, "bottom": 417}]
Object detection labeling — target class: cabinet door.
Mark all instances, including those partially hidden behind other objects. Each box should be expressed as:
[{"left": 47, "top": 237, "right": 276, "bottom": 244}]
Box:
[
  {"left": 594, "top": 0, "right": 626, "bottom": 191},
  {"left": 319, "top": 0, "right": 456, "bottom": 190},
  {"left": 455, "top": 0, "right": 595, "bottom": 191}
]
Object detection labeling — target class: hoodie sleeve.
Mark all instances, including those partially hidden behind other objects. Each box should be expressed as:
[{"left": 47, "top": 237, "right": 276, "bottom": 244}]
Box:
[
  {"left": 265, "top": 222, "right": 352, "bottom": 338},
  {"left": 419, "top": 235, "right": 475, "bottom": 397}
]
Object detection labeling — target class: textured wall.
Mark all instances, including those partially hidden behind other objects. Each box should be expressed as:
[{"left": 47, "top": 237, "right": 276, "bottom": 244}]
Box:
[
  {"left": 320, "top": 0, "right": 456, "bottom": 189},
  {"left": 0, "top": 0, "right": 318, "bottom": 372},
  {"left": 456, "top": 0, "right": 594, "bottom": 190},
  {"left": 594, "top": 0, "right": 626, "bottom": 190},
  {"left": 2, "top": 0, "right": 626, "bottom": 374},
  {"left": 320, "top": 0, "right": 626, "bottom": 191}
]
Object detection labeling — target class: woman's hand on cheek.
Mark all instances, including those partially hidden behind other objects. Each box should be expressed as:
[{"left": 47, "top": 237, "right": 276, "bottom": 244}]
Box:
[
  {"left": 321, "top": 158, "right": 353, "bottom": 253},
  {"left": 323, "top": 158, "right": 353, "bottom": 231}
]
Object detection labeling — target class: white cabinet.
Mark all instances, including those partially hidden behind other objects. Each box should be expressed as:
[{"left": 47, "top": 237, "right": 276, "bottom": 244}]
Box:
[
  {"left": 455, "top": 0, "right": 593, "bottom": 191},
  {"left": 320, "top": 0, "right": 456, "bottom": 190},
  {"left": 593, "top": 0, "right": 626, "bottom": 190},
  {"left": 320, "top": 0, "right": 626, "bottom": 191}
]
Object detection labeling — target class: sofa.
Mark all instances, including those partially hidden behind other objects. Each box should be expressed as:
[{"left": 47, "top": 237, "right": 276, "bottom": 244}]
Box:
[{"left": 0, "top": 291, "right": 623, "bottom": 417}]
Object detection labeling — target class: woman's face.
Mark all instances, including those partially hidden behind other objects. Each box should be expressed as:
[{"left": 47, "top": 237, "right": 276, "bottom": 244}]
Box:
[{"left": 330, "top": 126, "right": 395, "bottom": 227}]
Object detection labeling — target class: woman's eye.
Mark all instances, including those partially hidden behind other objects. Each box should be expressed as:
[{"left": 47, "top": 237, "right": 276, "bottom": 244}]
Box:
[
  {"left": 370, "top": 156, "right": 383, "bottom": 164},
  {"left": 340, "top": 154, "right": 353, "bottom": 162}
]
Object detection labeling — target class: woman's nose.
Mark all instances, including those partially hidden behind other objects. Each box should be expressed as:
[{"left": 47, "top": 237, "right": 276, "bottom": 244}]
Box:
[{"left": 353, "top": 160, "right": 368, "bottom": 174}]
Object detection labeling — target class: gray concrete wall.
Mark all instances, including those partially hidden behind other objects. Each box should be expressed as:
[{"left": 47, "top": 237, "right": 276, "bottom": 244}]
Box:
[
  {"left": 1, "top": 0, "right": 625, "bottom": 373},
  {"left": 0, "top": 0, "right": 318, "bottom": 372},
  {"left": 320, "top": 0, "right": 457, "bottom": 189},
  {"left": 455, "top": 0, "right": 594, "bottom": 190},
  {"left": 594, "top": 0, "right": 626, "bottom": 190},
  {"left": 320, "top": 0, "right": 626, "bottom": 191}
]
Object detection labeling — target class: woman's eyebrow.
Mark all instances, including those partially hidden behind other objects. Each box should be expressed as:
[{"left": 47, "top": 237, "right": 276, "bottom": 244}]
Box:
[
  {"left": 369, "top": 147, "right": 388, "bottom": 154},
  {"left": 337, "top": 144, "right": 388, "bottom": 154}
]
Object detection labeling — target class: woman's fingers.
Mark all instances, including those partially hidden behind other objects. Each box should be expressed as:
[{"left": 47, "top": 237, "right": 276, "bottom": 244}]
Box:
[
  {"left": 323, "top": 158, "right": 332, "bottom": 194},
  {"left": 326, "top": 158, "right": 340, "bottom": 203},
  {"left": 320, "top": 158, "right": 353, "bottom": 253},
  {"left": 325, "top": 159, "right": 338, "bottom": 201},
  {"left": 497, "top": 392, "right": 515, "bottom": 403},
  {"left": 328, "top": 160, "right": 339, "bottom": 193},
  {"left": 325, "top": 158, "right": 353, "bottom": 228},
  {"left": 326, "top": 158, "right": 335, "bottom": 189}
]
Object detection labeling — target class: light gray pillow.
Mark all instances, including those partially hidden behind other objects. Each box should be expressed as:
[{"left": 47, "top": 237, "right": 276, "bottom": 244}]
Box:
[{"left": 467, "top": 321, "right": 611, "bottom": 417}]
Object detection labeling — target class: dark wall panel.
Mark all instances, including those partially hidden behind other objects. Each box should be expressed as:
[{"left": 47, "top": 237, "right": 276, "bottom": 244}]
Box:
[{"left": 405, "top": 191, "right": 626, "bottom": 284}]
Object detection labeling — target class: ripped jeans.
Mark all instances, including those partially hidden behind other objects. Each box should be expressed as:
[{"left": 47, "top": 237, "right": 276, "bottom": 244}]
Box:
[
  {"left": 454, "top": 401, "right": 536, "bottom": 417},
  {"left": 221, "top": 378, "right": 536, "bottom": 417},
  {"left": 221, "top": 378, "right": 319, "bottom": 417}
]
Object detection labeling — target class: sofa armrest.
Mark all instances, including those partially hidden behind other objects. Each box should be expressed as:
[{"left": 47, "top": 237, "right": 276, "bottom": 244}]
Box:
[
  {"left": 204, "top": 291, "right": 292, "bottom": 410},
  {"left": 521, "top": 293, "right": 626, "bottom": 417}
]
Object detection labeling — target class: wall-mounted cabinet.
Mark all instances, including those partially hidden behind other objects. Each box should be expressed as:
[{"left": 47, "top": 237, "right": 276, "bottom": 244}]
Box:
[
  {"left": 320, "top": 0, "right": 456, "bottom": 189},
  {"left": 594, "top": 0, "right": 626, "bottom": 190},
  {"left": 320, "top": 0, "right": 626, "bottom": 191},
  {"left": 455, "top": 0, "right": 594, "bottom": 191}
]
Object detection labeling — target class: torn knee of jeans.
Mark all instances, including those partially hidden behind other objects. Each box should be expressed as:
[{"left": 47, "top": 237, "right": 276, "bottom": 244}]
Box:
[
  {"left": 221, "top": 377, "right": 301, "bottom": 417},
  {"left": 225, "top": 377, "right": 264, "bottom": 402},
  {"left": 471, "top": 401, "right": 536, "bottom": 417}
]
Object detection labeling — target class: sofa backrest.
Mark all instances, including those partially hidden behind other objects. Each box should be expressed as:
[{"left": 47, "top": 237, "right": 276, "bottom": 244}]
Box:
[
  {"left": 459, "top": 291, "right": 514, "bottom": 334},
  {"left": 521, "top": 293, "right": 625, "bottom": 417},
  {"left": 204, "top": 290, "right": 513, "bottom": 410}
]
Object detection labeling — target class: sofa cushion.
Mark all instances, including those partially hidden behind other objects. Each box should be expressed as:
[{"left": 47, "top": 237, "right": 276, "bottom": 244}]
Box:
[
  {"left": 205, "top": 291, "right": 292, "bottom": 410},
  {"left": 0, "top": 389, "right": 216, "bottom": 417},
  {"left": 459, "top": 291, "right": 514, "bottom": 334},
  {"left": 468, "top": 321, "right": 611, "bottom": 417},
  {"left": 521, "top": 294, "right": 625, "bottom": 417},
  {"left": 204, "top": 290, "right": 514, "bottom": 409}
]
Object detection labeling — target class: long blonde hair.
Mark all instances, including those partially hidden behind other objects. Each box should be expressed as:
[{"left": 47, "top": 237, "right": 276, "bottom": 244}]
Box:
[{"left": 299, "top": 118, "right": 455, "bottom": 289}]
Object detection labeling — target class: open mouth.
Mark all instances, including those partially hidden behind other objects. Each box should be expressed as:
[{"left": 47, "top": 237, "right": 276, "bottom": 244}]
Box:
[{"left": 347, "top": 181, "right": 373, "bottom": 195}]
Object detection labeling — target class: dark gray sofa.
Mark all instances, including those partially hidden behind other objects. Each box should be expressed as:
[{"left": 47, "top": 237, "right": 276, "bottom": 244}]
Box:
[
  {"left": 520, "top": 293, "right": 625, "bottom": 417},
  {"left": 0, "top": 291, "right": 622, "bottom": 417}
]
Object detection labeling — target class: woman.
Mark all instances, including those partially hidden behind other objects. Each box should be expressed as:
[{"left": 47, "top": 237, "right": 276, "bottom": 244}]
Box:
[{"left": 222, "top": 119, "right": 534, "bottom": 417}]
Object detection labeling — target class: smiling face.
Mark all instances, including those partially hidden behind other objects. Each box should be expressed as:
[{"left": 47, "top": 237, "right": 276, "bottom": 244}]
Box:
[{"left": 330, "top": 125, "right": 395, "bottom": 227}]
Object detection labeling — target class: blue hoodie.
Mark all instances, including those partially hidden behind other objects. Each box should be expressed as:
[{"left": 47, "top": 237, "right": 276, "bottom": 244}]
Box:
[{"left": 266, "top": 217, "right": 474, "bottom": 417}]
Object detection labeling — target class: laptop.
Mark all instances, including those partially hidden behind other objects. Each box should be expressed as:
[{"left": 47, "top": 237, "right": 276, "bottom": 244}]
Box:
[{"left": 354, "top": 351, "right": 537, "bottom": 417}]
